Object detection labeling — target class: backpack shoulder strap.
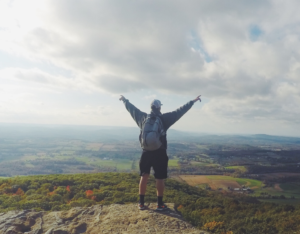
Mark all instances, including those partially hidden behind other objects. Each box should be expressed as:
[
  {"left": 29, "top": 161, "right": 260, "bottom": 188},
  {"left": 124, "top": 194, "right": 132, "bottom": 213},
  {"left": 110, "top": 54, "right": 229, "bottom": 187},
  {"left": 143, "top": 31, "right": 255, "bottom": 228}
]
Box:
[
  {"left": 141, "top": 114, "right": 151, "bottom": 130},
  {"left": 154, "top": 116, "right": 165, "bottom": 136},
  {"left": 156, "top": 115, "right": 165, "bottom": 131}
]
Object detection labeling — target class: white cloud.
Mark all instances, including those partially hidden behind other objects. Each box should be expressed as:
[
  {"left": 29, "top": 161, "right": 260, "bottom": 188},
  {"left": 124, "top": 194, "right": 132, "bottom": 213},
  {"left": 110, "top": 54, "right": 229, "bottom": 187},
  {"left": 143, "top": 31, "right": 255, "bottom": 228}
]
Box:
[
  {"left": 1, "top": 0, "right": 300, "bottom": 132},
  {"left": 0, "top": 67, "right": 93, "bottom": 91},
  {"left": 144, "top": 94, "right": 157, "bottom": 100}
]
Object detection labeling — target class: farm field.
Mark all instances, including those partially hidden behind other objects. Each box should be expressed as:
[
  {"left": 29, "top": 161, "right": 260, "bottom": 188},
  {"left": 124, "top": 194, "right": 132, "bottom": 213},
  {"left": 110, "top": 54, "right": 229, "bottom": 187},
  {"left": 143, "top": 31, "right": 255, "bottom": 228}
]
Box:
[
  {"left": 225, "top": 165, "right": 247, "bottom": 172},
  {"left": 176, "top": 174, "right": 300, "bottom": 203},
  {"left": 1, "top": 126, "right": 300, "bottom": 185},
  {"left": 178, "top": 175, "right": 262, "bottom": 190},
  {"left": 94, "top": 159, "right": 133, "bottom": 171},
  {"left": 253, "top": 172, "right": 300, "bottom": 179},
  {"left": 0, "top": 137, "right": 142, "bottom": 176},
  {"left": 196, "top": 145, "right": 210, "bottom": 150},
  {"left": 168, "top": 159, "right": 179, "bottom": 167},
  {"left": 76, "top": 157, "right": 135, "bottom": 171},
  {"left": 190, "top": 161, "right": 219, "bottom": 167},
  {"left": 262, "top": 182, "right": 300, "bottom": 199}
]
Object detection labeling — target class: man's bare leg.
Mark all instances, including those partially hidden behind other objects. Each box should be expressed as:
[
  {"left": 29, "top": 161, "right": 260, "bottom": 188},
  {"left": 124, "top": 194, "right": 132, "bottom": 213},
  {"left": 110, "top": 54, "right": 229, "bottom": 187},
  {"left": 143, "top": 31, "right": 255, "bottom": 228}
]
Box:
[
  {"left": 156, "top": 179, "right": 165, "bottom": 197},
  {"left": 139, "top": 174, "right": 150, "bottom": 195},
  {"left": 139, "top": 174, "right": 149, "bottom": 208}
]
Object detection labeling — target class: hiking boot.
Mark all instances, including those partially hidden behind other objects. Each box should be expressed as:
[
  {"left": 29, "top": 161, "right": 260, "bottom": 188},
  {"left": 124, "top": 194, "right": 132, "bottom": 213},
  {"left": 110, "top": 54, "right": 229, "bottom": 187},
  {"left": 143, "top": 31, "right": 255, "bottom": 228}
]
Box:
[
  {"left": 138, "top": 203, "right": 146, "bottom": 210},
  {"left": 156, "top": 204, "right": 168, "bottom": 211}
]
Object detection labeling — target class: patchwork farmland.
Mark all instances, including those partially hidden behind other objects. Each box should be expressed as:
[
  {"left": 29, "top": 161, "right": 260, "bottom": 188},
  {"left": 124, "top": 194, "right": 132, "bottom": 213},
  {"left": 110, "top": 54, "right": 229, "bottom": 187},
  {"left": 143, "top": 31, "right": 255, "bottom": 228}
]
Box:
[
  {"left": 174, "top": 174, "right": 300, "bottom": 204},
  {"left": 177, "top": 175, "right": 262, "bottom": 190}
]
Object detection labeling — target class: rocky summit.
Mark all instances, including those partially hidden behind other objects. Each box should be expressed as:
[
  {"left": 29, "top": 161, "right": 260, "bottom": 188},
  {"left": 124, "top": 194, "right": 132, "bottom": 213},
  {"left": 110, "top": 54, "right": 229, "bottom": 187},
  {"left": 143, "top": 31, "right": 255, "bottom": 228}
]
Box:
[{"left": 0, "top": 203, "right": 208, "bottom": 234}]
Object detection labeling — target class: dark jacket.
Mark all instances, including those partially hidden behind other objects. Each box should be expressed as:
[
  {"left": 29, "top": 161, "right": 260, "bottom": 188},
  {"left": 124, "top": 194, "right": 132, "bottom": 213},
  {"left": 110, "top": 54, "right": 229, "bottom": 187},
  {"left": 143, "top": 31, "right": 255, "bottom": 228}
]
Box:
[{"left": 122, "top": 99, "right": 194, "bottom": 150}]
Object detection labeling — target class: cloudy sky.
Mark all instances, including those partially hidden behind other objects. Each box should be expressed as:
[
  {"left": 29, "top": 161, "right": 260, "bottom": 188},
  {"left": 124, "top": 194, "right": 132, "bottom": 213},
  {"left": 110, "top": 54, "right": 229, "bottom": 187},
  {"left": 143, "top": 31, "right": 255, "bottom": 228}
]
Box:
[{"left": 1, "top": 0, "right": 300, "bottom": 136}]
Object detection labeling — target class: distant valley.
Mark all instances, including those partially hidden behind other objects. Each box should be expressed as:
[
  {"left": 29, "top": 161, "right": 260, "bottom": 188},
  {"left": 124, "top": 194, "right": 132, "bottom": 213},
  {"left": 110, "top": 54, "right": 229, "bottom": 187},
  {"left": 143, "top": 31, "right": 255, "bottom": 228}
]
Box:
[{"left": 1, "top": 124, "right": 300, "bottom": 205}]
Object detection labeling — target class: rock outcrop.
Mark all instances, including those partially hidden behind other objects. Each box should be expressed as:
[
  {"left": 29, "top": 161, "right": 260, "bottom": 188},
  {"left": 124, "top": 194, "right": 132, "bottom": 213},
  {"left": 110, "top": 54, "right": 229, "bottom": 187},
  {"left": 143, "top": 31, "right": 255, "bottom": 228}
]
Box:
[{"left": 0, "top": 203, "right": 208, "bottom": 234}]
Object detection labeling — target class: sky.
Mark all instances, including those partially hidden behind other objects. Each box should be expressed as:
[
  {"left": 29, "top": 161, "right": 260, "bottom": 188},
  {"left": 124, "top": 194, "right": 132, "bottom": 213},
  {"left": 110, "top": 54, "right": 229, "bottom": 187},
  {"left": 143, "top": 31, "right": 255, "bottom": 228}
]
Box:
[{"left": 1, "top": 0, "right": 300, "bottom": 136}]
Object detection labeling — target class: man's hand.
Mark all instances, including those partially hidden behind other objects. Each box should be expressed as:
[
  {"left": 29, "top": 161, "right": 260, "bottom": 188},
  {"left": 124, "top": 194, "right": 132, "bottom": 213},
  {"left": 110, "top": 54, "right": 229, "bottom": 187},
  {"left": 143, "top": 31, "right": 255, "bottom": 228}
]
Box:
[
  {"left": 193, "top": 95, "right": 201, "bottom": 103},
  {"left": 119, "top": 95, "right": 126, "bottom": 101}
]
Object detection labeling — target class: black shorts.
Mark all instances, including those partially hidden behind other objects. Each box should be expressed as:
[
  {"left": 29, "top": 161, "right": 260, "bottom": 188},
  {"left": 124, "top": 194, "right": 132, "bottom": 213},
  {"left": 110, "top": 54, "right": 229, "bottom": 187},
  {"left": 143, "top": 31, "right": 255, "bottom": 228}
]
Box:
[{"left": 139, "top": 149, "right": 169, "bottom": 179}]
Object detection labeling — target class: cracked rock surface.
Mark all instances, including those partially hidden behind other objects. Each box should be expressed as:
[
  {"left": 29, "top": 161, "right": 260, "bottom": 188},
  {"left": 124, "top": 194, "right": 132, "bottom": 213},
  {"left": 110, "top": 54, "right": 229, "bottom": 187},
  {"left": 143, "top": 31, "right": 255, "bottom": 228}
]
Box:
[{"left": 0, "top": 203, "right": 209, "bottom": 234}]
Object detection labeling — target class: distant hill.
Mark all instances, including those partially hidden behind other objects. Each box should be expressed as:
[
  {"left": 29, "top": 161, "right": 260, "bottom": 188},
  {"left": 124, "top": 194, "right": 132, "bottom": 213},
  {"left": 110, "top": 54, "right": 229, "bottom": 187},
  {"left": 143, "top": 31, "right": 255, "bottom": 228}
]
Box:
[
  {"left": 0, "top": 123, "right": 203, "bottom": 141},
  {"left": 1, "top": 123, "right": 300, "bottom": 146}
]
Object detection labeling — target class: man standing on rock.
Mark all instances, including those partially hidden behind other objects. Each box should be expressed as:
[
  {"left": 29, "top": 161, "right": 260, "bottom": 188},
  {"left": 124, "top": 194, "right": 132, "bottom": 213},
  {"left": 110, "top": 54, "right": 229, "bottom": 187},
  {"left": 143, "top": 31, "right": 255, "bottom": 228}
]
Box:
[{"left": 119, "top": 95, "right": 201, "bottom": 211}]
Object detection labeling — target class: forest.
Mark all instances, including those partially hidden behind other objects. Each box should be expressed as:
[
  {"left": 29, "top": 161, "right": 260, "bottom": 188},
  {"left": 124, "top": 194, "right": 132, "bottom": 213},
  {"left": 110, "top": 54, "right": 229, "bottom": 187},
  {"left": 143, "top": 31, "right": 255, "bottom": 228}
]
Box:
[{"left": 0, "top": 172, "right": 299, "bottom": 234}]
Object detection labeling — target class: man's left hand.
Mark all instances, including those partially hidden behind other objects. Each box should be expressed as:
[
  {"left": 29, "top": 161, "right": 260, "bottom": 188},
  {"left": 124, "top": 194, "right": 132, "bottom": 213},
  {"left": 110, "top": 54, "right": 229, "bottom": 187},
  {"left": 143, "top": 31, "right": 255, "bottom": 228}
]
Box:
[{"left": 193, "top": 95, "right": 201, "bottom": 103}]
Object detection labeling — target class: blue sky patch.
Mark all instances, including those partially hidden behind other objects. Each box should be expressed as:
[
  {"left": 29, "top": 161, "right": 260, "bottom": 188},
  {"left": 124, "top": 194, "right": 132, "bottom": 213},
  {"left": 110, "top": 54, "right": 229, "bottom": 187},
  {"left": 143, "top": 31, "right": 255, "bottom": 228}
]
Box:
[
  {"left": 189, "top": 30, "right": 212, "bottom": 63},
  {"left": 249, "top": 25, "right": 263, "bottom": 41}
]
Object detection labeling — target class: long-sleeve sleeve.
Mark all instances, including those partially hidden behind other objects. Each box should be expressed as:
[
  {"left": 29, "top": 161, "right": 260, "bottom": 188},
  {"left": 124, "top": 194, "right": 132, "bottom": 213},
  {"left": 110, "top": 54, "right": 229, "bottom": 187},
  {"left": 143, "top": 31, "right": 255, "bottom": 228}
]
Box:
[
  {"left": 123, "top": 99, "right": 147, "bottom": 129},
  {"left": 161, "top": 101, "right": 194, "bottom": 130}
]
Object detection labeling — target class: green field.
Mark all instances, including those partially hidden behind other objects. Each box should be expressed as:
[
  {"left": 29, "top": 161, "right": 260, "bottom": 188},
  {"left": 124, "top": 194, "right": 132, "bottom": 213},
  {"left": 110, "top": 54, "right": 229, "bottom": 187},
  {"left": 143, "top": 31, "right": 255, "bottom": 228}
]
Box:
[
  {"left": 97, "top": 159, "right": 133, "bottom": 170},
  {"left": 168, "top": 159, "right": 179, "bottom": 167},
  {"left": 196, "top": 145, "right": 210, "bottom": 150},
  {"left": 179, "top": 175, "right": 300, "bottom": 204},
  {"left": 190, "top": 161, "right": 209, "bottom": 166},
  {"left": 280, "top": 182, "right": 300, "bottom": 191},
  {"left": 179, "top": 175, "right": 263, "bottom": 191},
  {"left": 258, "top": 182, "right": 300, "bottom": 199},
  {"left": 235, "top": 178, "right": 262, "bottom": 187},
  {"left": 205, "top": 175, "right": 263, "bottom": 188},
  {"left": 76, "top": 157, "right": 134, "bottom": 171},
  {"left": 191, "top": 161, "right": 219, "bottom": 167},
  {"left": 166, "top": 170, "right": 300, "bottom": 203},
  {"left": 225, "top": 165, "right": 247, "bottom": 172}
]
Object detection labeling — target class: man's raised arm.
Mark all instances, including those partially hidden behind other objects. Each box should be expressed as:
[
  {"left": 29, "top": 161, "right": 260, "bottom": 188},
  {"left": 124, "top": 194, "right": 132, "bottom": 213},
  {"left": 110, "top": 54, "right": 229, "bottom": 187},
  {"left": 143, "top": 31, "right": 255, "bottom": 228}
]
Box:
[
  {"left": 162, "top": 95, "right": 201, "bottom": 130},
  {"left": 119, "top": 95, "right": 147, "bottom": 129}
]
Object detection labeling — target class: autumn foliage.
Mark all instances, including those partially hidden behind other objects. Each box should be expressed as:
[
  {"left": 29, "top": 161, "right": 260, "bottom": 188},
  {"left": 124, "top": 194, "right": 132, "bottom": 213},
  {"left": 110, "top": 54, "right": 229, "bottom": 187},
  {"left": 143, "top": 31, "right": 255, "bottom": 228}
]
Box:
[
  {"left": 0, "top": 173, "right": 299, "bottom": 234},
  {"left": 86, "top": 190, "right": 93, "bottom": 197},
  {"left": 15, "top": 188, "right": 25, "bottom": 196},
  {"left": 203, "top": 221, "right": 224, "bottom": 231}
]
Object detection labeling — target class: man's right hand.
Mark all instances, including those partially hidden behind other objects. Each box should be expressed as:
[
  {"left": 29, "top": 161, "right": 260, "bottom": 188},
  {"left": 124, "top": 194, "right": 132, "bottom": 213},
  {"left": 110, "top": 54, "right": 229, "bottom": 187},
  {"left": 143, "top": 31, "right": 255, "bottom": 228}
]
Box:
[{"left": 119, "top": 95, "right": 126, "bottom": 101}]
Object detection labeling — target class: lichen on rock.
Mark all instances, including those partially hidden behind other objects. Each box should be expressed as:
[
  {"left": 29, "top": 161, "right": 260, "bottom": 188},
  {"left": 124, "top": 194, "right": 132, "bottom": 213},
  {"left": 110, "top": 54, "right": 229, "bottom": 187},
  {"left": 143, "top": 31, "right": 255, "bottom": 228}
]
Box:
[{"left": 0, "top": 203, "right": 208, "bottom": 234}]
